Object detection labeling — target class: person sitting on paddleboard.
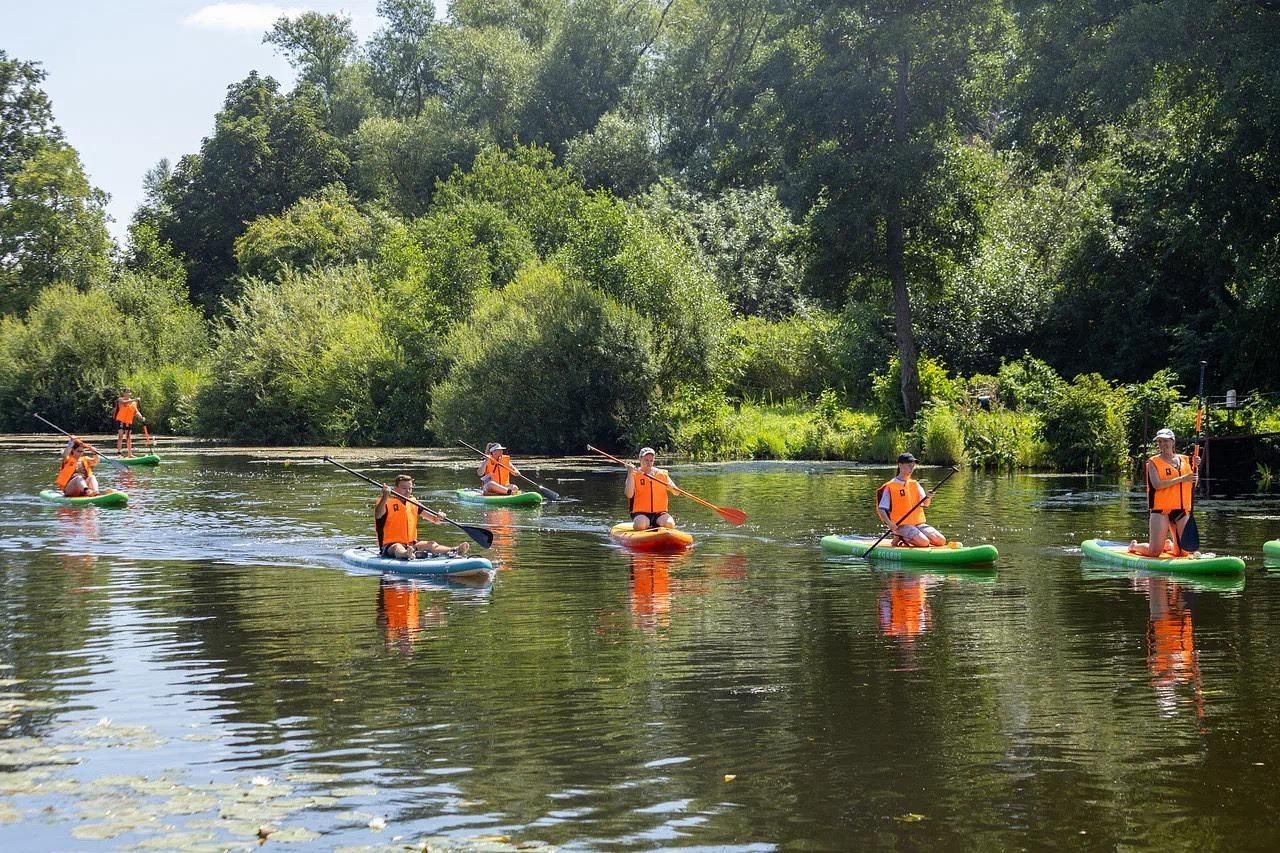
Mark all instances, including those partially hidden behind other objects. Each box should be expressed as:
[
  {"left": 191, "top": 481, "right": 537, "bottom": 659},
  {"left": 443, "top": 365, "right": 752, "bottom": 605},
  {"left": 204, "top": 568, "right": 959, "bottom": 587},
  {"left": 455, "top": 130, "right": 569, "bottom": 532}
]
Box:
[
  {"left": 375, "top": 475, "right": 470, "bottom": 560},
  {"left": 1131, "top": 428, "right": 1198, "bottom": 558},
  {"left": 625, "top": 447, "right": 677, "bottom": 531},
  {"left": 112, "top": 389, "right": 146, "bottom": 458},
  {"left": 876, "top": 453, "right": 946, "bottom": 547},
  {"left": 477, "top": 442, "right": 522, "bottom": 496},
  {"left": 57, "top": 439, "right": 101, "bottom": 497}
]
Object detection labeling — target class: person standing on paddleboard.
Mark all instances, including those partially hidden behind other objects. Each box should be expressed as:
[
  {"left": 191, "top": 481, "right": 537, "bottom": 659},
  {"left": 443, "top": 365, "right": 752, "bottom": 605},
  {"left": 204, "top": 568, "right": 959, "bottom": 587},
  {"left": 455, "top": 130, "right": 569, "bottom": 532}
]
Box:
[
  {"left": 112, "top": 389, "right": 146, "bottom": 458},
  {"left": 626, "top": 447, "right": 677, "bottom": 531},
  {"left": 1131, "top": 428, "right": 1198, "bottom": 558},
  {"left": 374, "top": 475, "right": 471, "bottom": 560},
  {"left": 477, "top": 442, "right": 522, "bottom": 496},
  {"left": 876, "top": 453, "right": 947, "bottom": 547}
]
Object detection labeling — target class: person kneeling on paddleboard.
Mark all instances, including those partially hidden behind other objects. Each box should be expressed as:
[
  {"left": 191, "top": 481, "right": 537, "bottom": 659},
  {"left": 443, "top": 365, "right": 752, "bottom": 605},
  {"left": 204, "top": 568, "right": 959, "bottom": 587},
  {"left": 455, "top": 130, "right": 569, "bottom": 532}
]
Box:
[
  {"left": 57, "top": 439, "right": 101, "bottom": 497},
  {"left": 876, "top": 453, "right": 947, "bottom": 547},
  {"left": 626, "top": 447, "right": 677, "bottom": 531},
  {"left": 1131, "top": 428, "right": 1198, "bottom": 558},
  {"left": 375, "top": 475, "right": 470, "bottom": 560},
  {"left": 477, "top": 442, "right": 522, "bottom": 496}
]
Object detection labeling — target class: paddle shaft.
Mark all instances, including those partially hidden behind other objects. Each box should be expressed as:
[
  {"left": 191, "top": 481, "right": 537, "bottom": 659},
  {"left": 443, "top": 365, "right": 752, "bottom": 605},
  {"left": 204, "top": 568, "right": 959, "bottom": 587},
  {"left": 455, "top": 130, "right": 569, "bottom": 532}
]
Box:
[
  {"left": 323, "top": 456, "right": 494, "bottom": 549},
  {"left": 32, "top": 413, "right": 128, "bottom": 470},
  {"left": 586, "top": 444, "right": 747, "bottom": 525},
  {"left": 863, "top": 467, "right": 959, "bottom": 558},
  {"left": 458, "top": 440, "right": 560, "bottom": 501}
]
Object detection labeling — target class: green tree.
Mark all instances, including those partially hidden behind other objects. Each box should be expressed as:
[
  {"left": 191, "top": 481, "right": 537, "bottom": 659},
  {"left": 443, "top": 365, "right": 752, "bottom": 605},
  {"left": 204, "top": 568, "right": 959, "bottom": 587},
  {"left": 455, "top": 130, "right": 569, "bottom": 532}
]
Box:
[
  {"left": 520, "top": 0, "right": 671, "bottom": 150},
  {"left": 1, "top": 51, "right": 62, "bottom": 202},
  {"left": 0, "top": 143, "right": 111, "bottom": 315},
  {"left": 233, "top": 184, "right": 379, "bottom": 280},
  {"left": 564, "top": 111, "right": 659, "bottom": 197},
  {"left": 367, "top": 0, "right": 441, "bottom": 117},
  {"left": 197, "top": 264, "right": 397, "bottom": 444},
  {"left": 640, "top": 178, "right": 803, "bottom": 318},
  {"left": 560, "top": 192, "right": 730, "bottom": 388},
  {"left": 156, "top": 74, "right": 350, "bottom": 310},
  {"left": 748, "top": 0, "right": 1013, "bottom": 421},
  {"left": 431, "top": 261, "right": 657, "bottom": 452},
  {"left": 450, "top": 0, "right": 565, "bottom": 48},
  {"left": 436, "top": 24, "right": 537, "bottom": 142},
  {"left": 350, "top": 103, "right": 484, "bottom": 217},
  {"left": 264, "top": 11, "right": 358, "bottom": 105}
]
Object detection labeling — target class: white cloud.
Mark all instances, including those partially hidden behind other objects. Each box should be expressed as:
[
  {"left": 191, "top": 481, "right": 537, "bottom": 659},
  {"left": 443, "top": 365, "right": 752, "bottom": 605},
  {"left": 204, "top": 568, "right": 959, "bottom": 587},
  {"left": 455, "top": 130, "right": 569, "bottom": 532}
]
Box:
[{"left": 184, "top": 3, "right": 308, "bottom": 32}]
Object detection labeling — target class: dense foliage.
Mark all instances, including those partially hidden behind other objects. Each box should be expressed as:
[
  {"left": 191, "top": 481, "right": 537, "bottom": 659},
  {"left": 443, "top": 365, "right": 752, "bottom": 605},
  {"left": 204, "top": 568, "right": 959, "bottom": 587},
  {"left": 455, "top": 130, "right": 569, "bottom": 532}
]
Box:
[{"left": 3, "top": 2, "right": 1279, "bottom": 469}]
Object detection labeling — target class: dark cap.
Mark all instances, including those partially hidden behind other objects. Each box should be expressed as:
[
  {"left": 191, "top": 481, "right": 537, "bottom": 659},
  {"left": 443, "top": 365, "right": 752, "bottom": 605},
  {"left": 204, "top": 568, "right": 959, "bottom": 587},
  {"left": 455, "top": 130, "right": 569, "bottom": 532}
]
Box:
[{"left": 897, "top": 452, "right": 917, "bottom": 464}]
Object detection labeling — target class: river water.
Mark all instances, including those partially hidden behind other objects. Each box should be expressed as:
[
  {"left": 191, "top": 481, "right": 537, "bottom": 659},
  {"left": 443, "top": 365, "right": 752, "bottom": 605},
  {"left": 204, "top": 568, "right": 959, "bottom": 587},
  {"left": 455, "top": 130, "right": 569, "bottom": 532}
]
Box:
[{"left": 2, "top": 437, "right": 1280, "bottom": 851}]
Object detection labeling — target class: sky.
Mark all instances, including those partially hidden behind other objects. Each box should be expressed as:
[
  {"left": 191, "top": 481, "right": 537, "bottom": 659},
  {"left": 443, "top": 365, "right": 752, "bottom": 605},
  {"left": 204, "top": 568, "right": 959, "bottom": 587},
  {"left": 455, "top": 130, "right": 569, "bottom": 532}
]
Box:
[{"left": 4, "top": 1, "right": 437, "bottom": 242}]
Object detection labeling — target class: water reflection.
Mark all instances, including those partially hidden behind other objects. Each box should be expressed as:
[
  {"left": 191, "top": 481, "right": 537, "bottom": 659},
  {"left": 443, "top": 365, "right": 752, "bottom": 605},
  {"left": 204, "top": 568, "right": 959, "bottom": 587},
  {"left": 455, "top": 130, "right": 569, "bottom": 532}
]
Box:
[
  {"left": 629, "top": 553, "right": 677, "bottom": 633},
  {"left": 877, "top": 573, "right": 934, "bottom": 643},
  {"left": 484, "top": 508, "right": 519, "bottom": 568},
  {"left": 1141, "top": 576, "right": 1204, "bottom": 724}
]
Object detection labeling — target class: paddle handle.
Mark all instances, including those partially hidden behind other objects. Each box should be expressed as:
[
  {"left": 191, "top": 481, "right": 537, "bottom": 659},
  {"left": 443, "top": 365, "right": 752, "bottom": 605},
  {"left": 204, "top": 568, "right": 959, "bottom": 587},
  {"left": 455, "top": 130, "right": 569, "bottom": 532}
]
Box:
[
  {"left": 863, "top": 467, "right": 959, "bottom": 558},
  {"left": 32, "top": 413, "right": 128, "bottom": 470}
]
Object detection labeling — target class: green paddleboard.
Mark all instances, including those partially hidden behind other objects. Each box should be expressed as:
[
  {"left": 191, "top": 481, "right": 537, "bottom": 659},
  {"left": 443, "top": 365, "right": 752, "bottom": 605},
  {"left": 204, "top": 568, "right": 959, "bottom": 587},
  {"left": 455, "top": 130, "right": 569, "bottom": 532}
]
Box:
[
  {"left": 821, "top": 534, "right": 998, "bottom": 566},
  {"left": 39, "top": 489, "right": 129, "bottom": 507},
  {"left": 116, "top": 453, "right": 161, "bottom": 466},
  {"left": 1080, "top": 539, "right": 1244, "bottom": 574},
  {"left": 455, "top": 488, "right": 543, "bottom": 507}
]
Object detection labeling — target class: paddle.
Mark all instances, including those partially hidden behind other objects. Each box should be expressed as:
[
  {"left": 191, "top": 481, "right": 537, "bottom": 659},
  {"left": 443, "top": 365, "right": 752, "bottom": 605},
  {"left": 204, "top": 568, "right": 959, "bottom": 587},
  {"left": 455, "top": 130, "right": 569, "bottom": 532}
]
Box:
[
  {"left": 586, "top": 444, "right": 748, "bottom": 526},
  {"left": 1178, "top": 361, "right": 1208, "bottom": 553},
  {"left": 33, "top": 413, "right": 129, "bottom": 470},
  {"left": 323, "top": 456, "right": 494, "bottom": 549},
  {"left": 142, "top": 423, "right": 156, "bottom": 455},
  {"left": 863, "top": 466, "right": 959, "bottom": 558},
  {"left": 458, "top": 439, "right": 561, "bottom": 501}
]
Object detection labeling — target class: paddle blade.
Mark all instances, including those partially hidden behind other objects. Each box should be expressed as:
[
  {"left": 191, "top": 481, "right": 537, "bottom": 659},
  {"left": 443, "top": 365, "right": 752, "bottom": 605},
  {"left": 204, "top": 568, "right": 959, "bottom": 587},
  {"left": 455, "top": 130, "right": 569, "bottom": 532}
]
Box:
[
  {"left": 1181, "top": 513, "right": 1201, "bottom": 552},
  {"left": 456, "top": 523, "right": 495, "bottom": 549},
  {"left": 536, "top": 484, "right": 561, "bottom": 501},
  {"left": 716, "top": 506, "right": 748, "bottom": 526}
]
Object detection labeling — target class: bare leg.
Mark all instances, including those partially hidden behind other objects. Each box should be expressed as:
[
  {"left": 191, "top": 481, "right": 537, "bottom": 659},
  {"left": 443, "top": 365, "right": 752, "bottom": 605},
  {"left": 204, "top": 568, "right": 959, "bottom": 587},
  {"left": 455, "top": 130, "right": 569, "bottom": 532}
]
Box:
[
  {"left": 1133, "top": 513, "right": 1171, "bottom": 557},
  {"left": 632, "top": 514, "right": 652, "bottom": 531},
  {"left": 657, "top": 512, "right": 675, "bottom": 530}
]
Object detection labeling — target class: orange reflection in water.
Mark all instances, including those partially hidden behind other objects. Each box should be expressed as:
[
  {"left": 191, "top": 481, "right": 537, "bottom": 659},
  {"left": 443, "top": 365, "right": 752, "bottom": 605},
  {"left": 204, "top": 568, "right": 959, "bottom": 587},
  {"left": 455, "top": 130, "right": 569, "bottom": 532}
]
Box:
[
  {"left": 376, "top": 577, "right": 447, "bottom": 657},
  {"left": 1140, "top": 577, "right": 1205, "bottom": 725},
  {"left": 878, "top": 574, "right": 934, "bottom": 643},
  {"left": 484, "top": 508, "right": 517, "bottom": 568},
  {"left": 629, "top": 552, "right": 675, "bottom": 633}
]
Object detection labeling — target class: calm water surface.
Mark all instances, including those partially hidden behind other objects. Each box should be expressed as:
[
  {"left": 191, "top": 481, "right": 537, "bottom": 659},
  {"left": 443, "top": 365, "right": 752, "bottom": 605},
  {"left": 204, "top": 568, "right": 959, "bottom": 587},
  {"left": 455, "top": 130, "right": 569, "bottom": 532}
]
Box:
[{"left": 3, "top": 437, "right": 1280, "bottom": 850}]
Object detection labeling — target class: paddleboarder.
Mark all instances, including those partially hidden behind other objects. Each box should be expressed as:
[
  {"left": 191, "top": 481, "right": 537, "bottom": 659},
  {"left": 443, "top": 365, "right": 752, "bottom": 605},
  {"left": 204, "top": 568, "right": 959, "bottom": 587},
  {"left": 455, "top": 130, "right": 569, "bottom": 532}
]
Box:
[
  {"left": 876, "top": 453, "right": 947, "bottom": 547},
  {"left": 477, "top": 442, "right": 523, "bottom": 496},
  {"left": 375, "top": 475, "right": 471, "bottom": 560},
  {"left": 625, "top": 447, "right": 677, "bottom": 531},
  {"left": 1131, "top": 428, "right": 1198, "bottom": 557},
  {"left": 112, "top": 389, "right": 147, "bottom": 458}
]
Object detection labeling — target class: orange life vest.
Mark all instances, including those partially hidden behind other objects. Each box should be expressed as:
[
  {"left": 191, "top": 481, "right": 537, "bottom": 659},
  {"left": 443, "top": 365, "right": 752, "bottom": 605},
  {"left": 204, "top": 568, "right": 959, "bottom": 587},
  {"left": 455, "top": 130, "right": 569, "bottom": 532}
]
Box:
[
  {"left": 1147, "top": 454, "right": 1192, "bottom": 514},
  {"left": 55, "top": 455, "right": 78, "bottom": 489},
  {"left": 878, "top": 477, "right": 926, "bottom": 526},
  {"left": 376, "top": 495, "right": 419, "bottom": 547},
  {"left": 115, "top": 399, "right": 138, "bottom": 425},
  {"left": 629, "top": 468, "right": 671, "bottom": 514},
  {"left": 482, "top": 454, "right": 511, "bottom": 487}
]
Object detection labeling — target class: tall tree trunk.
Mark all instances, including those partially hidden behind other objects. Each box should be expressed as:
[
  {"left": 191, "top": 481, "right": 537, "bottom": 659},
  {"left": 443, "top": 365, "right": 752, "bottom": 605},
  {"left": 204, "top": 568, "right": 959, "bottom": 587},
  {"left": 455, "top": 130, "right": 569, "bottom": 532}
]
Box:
[{"left": 888, "top": 48, "right": 922, "bottom": 422}]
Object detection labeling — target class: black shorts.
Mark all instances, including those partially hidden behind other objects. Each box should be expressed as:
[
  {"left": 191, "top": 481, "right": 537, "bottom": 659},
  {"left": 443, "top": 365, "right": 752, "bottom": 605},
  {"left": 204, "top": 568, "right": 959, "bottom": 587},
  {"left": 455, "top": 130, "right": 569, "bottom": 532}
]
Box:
[
  {"left": 381, "top": 542, "right": 415, "bottom": 557},
  {"left": 631, "top": 512, "right": 666, "bottom": 525},
  {"left": 115, "top": 420, "right": 132, "bottom": 433}
]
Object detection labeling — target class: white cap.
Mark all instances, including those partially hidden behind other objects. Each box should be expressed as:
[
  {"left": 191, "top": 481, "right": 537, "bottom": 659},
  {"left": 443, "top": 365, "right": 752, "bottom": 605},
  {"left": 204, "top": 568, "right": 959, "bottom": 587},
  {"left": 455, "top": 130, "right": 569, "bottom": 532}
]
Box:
[
  {"left": 1154, "top": 428, "right": 1175, "bottom": 441},
  {"left": 638, "top": 447, "right": 656, "bottom": 457}
]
